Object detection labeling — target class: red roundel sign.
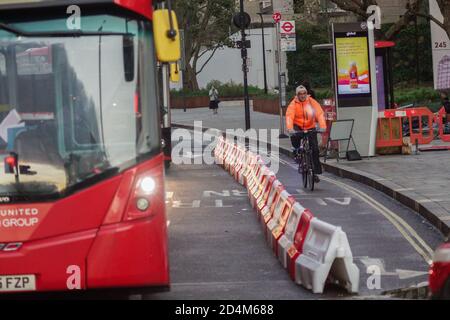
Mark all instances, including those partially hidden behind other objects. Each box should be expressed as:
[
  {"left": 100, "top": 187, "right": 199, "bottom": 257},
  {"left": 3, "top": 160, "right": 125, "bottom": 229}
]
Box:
[
  {"left": 272, "top": 12, "right": 281, "bottom": 23},
  {"left": 280, "top": 21, "right": 295, "bottom": 34}
]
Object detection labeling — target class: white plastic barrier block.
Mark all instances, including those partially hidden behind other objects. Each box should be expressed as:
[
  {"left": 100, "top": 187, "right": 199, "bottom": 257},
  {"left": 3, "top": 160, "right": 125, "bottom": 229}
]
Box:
[
  {"left": 243, "top": 154, "right": 261, "bottom": 187},
  {"left": 257, "top": 179, "right": 280, "bottom": 217},
  {"left": 251, "top": 171, "right": 275, "bottom": 209},
  {"left": 248, "top": 165, "right": 265, "bottom": 203},
  {"left": 277, "top": 202, "right": 306, "bottom": 269},
  {"left": 236, "top": 151, "right": 251, "bottom": 185},
  {"left": 260, "top": 182, "right": 283, "bottom": 225},
  {"left": 224, "top": 145, "right": 237, "bottom": 171},
  {"left": 295, "top": 219, "right": 360, "bottom": 294},
  {"left": 247, "top": 162, "right": 265, "bottom": 199},
  {"left": 249, "top": 168, "right": 273, "bottom": 209},
  {"left": 266, "top": 190, "right": 290, "bottom": 247},
  {"left": 231, "top": 147, "right": 245, "bottom": 179}
]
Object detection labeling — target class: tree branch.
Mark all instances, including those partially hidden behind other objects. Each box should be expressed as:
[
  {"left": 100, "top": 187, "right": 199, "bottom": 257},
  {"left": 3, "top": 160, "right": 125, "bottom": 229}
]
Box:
[
  {"left": 415, "top": 12, "right": 446, "bottom": 31},
  {"left": 196, "top": 45, "right": 221, "bottom": 75}
]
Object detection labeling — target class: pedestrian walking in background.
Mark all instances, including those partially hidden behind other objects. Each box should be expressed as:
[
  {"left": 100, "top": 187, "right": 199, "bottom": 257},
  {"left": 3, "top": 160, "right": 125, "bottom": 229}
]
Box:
[{"left": 209, "top": 85, "right": 219, "bottom": 115}]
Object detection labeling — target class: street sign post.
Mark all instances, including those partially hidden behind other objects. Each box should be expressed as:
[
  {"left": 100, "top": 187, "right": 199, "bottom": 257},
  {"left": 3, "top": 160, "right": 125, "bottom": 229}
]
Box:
[
  {"left": 272, "top": 12, "right": 281, "bottom": 23},
  {"left": 279, "top": 20, "right": 296, "bottom": 52}
]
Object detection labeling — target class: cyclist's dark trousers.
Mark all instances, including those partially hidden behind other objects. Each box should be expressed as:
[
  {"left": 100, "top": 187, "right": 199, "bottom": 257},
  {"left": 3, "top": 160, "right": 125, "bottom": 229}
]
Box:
[{"left": 290, "top": 126, "right": 322, "bottom": 174}]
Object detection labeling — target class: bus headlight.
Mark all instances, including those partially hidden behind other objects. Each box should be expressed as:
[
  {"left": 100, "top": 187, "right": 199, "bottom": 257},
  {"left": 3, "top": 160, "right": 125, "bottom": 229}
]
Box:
[{"left": 140, "top": 177, "right": 156, "bottom": 194}]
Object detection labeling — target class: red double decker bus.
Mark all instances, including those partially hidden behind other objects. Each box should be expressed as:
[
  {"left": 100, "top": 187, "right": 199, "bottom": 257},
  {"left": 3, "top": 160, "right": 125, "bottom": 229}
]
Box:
[{"left": 0, "top": 0, "right": 180, "bottom": 293}]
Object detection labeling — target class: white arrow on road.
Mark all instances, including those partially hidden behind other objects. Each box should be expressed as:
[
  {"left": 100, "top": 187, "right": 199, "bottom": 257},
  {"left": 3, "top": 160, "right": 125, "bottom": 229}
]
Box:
[
  {"left": 395, "top": 269, "right": 429, "bottom": 280},
  {"left": 358, "top": 257, "right": 428, "bottom": 279}
]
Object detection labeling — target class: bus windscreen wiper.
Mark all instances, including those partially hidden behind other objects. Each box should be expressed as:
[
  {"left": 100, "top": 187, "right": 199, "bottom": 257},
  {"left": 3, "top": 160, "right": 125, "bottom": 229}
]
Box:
[{"left": 0, "top": 22, "right": 133, "bottom": 37}]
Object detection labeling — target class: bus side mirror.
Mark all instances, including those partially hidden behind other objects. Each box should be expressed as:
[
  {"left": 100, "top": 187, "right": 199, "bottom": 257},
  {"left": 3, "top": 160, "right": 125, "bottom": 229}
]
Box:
[
  {"left": 123, "top": 34, "right": 135, "bottom": 82},
  {"left": 170, "top": 62, "right": 180, "bottom": 83},
  {"left": 153, "top": 9, "right": 181, "bottom": 62}
]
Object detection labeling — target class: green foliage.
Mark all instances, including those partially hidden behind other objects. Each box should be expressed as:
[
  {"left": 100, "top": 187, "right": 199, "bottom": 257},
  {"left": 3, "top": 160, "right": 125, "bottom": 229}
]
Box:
[
  {"left": 286, "top": 22, "right": 331, "bottom": 91},
  {"left": 394, "top": 86, "right": 441, "bottom": 109},
  {"left": 381, "top": 22, "right": 433, "bottom": 85},
  {"left": 170, "top": 80, "right": 266, "bottom": 98},
  {"left": 315, "top": 88, "right": 334, "bottom": 100}
]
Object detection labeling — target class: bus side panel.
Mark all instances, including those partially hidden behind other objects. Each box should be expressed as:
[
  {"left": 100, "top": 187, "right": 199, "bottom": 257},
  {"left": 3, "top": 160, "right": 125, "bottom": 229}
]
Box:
[
  {"left": 0, "top": 229, "right": 96, "bottom": 291},
  {"left": 87, "top": 155, "right": 169, "bottom": 288},
  {"left": 86, "top": 214, "right": 169, "bottom": 288}
]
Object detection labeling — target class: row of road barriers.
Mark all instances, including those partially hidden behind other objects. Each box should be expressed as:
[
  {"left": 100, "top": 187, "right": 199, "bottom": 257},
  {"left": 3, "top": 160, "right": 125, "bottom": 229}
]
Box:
[
  {"left": 214, "top": 136, "right": 360, "bottom": 294},
  {"left": 377, "top": 106, "right": 450, "bottom": 148}
]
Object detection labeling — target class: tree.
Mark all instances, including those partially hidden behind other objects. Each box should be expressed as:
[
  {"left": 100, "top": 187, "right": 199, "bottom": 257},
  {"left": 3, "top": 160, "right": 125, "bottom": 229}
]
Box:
[
  {"left": 328, "top": 0, "right": 450, "bottom": 41},
  {"left": 174, "top": 0, "right": 236, "bottom": 90}
]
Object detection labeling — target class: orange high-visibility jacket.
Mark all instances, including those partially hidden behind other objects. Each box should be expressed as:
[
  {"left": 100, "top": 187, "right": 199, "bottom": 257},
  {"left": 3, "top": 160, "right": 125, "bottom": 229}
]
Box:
[{"left": 285, "top": 96, "right": 327, "bottom": 130}]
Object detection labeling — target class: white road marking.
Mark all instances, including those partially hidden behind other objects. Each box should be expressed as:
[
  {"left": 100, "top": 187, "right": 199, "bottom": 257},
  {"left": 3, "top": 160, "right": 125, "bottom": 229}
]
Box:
[{"left": 277, "top": 155, "right": 434, "bottom": 264}]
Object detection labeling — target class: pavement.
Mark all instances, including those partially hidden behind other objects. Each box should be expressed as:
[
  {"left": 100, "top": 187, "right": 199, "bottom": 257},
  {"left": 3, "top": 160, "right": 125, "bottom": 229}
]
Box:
[{"left": 172, "top": 105, "right": 450, "bottom": 238}]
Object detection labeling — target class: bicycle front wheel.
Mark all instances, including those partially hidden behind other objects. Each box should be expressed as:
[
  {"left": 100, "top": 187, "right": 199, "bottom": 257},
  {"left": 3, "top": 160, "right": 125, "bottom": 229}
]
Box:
[
  {"left": 301, "top": 156, "right": 308, "bottom": 188},
  {"left": 307, "top": 154, "right": 315, "bottom": 191}
]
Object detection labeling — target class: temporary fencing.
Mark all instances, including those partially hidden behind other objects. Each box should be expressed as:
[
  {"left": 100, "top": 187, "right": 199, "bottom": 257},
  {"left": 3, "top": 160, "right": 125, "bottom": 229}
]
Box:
[
  {"left": 214, "top": 136, "right": 360, "bottom": 295},
  {"left": 376, "top": 106, "right": 449, "bottom": 148}
]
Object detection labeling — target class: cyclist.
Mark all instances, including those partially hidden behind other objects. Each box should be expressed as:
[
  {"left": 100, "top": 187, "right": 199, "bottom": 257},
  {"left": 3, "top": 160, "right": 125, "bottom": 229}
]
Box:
[{"left": 286, "top": 85, "right": 326, "bottom": 183}]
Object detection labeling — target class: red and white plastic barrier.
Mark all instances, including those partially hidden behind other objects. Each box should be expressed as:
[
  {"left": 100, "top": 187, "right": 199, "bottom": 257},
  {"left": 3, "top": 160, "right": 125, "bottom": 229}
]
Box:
[
  {"left": 286, "top": 209, "right": 314, "bottom": 280},
  {"left": 267, "top": 192, "right": 296, "bottom": 252},
  {"left": 260, "top": 183, "right": 284, "bottom": 226},
  {"left": 251, "top": 170, "right": 276, "bottom": 209},
  {"left": 277, "top": 202, "right": 307, "bottom": 269},
  {"left": 257, "top": 179, "right": 281, "bottom": 218},
  {"left": 213, "top": 135, "right": 359, "bottom": 295},
  {"left": 295, "top": 219, "right": 360, "bottom": 294}
]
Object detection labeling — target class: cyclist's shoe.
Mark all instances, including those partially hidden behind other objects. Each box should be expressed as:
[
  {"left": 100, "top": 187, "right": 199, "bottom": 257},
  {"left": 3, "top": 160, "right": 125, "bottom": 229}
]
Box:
[{"left": 314, "top": 175, "right": 320, "bottom": 183}]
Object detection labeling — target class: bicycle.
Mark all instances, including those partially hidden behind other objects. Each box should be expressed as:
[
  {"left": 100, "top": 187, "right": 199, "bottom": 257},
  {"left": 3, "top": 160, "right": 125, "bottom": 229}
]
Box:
[{"left": 291, "top": 129, "right": 316, "bottom": 191}]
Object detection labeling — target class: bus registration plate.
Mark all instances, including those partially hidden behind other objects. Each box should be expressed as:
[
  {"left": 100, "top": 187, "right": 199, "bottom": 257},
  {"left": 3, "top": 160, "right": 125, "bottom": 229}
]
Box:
[{"left": 0, "top": 275, "right": 36, "bottom": 292}]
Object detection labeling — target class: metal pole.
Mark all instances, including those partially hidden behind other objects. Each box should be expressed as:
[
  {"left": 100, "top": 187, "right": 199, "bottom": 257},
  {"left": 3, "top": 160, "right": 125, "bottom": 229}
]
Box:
[
  {"left": 240, "top": 0, "right": 250, "bottom": 130},
  {"left": 257, "top": 13, "right": 268, "bottom": 94},
  {"left": 277, "top": 22, "right": 288, "bottom": 138}
]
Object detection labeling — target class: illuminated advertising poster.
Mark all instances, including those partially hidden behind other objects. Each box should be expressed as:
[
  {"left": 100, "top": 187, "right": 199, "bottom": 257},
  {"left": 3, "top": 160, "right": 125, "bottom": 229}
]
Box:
[
  {"left": 336, "top": 35, "right": 371, "bottom": 95},
  {"left": 333, "top": 27, "right": 373, "bottom": 108}
]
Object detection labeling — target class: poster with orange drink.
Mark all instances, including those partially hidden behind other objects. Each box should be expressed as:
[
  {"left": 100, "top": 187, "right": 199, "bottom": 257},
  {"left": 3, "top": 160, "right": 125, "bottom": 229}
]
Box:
[{"left": 335, "top": 36, "right": 371, "bottom": 95}]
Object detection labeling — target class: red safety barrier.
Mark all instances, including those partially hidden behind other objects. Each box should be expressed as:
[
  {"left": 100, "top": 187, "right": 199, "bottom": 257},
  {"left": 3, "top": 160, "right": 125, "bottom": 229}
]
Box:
[
  {"left": 260, "top": 183, "right": 284, "bottom": 226},
  {"left": 270, "top": 195, "right": 296, "bottom": 256},
  {"left": 376, "top": 112, "right": 403, "bottom": 148},
  {"left": 217, "top": 140, "right": 231, "bottom": 166},
  {"left": 249, "top": 166, "right": 269, "bottom": 208},
  {"left": 235, "top": 150, "right": 251, "bottom": 185},
  {"left": 224, "top": 144, "right": 238, "bottom": 172},
  {"left": 247, "top": 163, "right": 264, "bottom": 198},
  {"left": 287, "top": 209, "right": 314, "bottom": 280},
  {"left": 277, "top": 202, "right": 307, "bottom": 269},
  {"left": 250, "top": 169, "right": 274, "bottom": 209},
  {"left": 404, "top": 107, "right": 434, "bottom": 145},
  {"left": 243, "top": 154, "right": 261, "bottom": 187},
  {"left": 377, "top": 107, "right": 435, "bottom": 148},
  {"left": 265, "top": 190, "right": 291, "bottom": 242},
  {"left": 256, "top": 175, "right": 277, "bottom": 215},
  {"left": 437, "top": 107, "right": 450, "bottom": 143},
  {"left": 230, "top": 147, "right": 245, "bottom": 178},
  {"left": 320, "top": 99, "right": 337, "bottom": 150}
]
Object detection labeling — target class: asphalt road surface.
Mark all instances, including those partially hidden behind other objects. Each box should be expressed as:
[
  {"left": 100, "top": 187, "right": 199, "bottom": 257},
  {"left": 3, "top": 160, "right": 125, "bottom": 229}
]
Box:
[
  {"left": 146, "top": 133, "right": 444, "bottom": 300},
  {"left": 4, "top": 133, "right": 444, "bottom": 300}
]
